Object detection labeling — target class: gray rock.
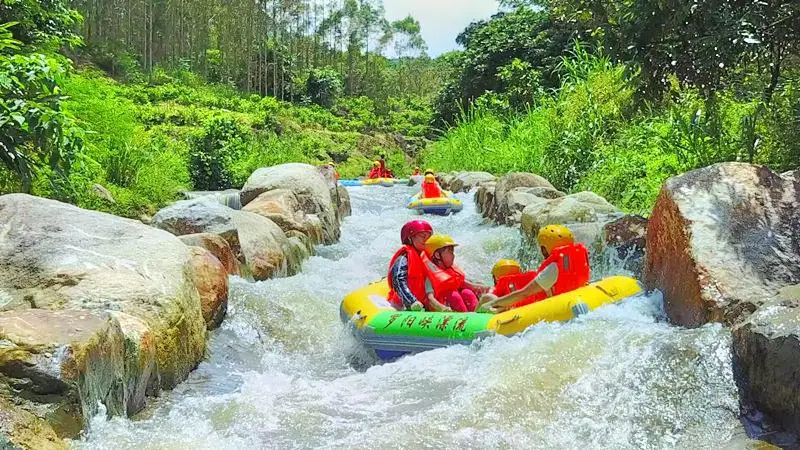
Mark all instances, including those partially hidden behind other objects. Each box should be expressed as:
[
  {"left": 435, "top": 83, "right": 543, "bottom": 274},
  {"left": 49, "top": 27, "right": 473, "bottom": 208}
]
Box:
[
  {"left": 241, "top": 163, "right": 340, "bottom": 244},
  {"left": 91, "top": 183, "right": 115, "bottom": 203},
  {"left": 153, "top": 198, "right": 298, "bottom": 281},
  {"left": 732, "top": 285, "right": 800, "bottom": 436},
  {"left": 520, "top": 192, "right": 621, "bottom": 240},
  {"left": 179, "top": 233, "right": 240, "bottom": 275},
  {"left": 643, "top": 163, "right": 800, "bottom": 327},
  {"left": 242, "top": 189, "right": 324, "bottom": 245},
  {"left": 0, "top": 194, "right": 207, "bottom": 391},
  {"left": 490, "top": 172, "right": 555, "bottom": 223},
  {"left": 448, "top": 172, "right": 497, "bottom": 193}
]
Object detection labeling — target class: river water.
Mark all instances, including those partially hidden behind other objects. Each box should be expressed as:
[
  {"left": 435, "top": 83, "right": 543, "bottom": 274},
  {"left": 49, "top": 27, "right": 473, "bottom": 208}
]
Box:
[{"left": 73, "top": 185, "right": 755, "bottom": 449}]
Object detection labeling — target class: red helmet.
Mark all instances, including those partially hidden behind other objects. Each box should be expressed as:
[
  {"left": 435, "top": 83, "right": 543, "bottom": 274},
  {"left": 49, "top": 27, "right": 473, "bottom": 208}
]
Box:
[{"left": 400, "top": 220, "right": 433, "bottom": 244}]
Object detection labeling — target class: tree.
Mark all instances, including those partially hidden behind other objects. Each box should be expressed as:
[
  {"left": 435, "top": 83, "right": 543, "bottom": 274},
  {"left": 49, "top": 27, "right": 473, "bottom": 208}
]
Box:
[
  {"left": 433, "top": 7, "right": 576, "bottom": 126},
  {"left": 537, "top": 0, "right": 800, "bottom": 101},
  {"left": 0, "top": 22, "right": 84, "bottom": 195}
]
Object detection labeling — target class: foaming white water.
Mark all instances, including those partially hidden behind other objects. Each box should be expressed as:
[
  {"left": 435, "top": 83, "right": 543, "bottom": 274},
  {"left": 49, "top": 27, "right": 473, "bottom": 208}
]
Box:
[{"left": 73, "top": 185, "right": 751, "bottom": 449}]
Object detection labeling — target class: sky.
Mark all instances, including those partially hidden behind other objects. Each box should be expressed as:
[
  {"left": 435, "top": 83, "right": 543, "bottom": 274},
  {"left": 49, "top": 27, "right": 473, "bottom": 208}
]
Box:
[{"left": 383, "top": 0, "right": 500, "bottom": 57}]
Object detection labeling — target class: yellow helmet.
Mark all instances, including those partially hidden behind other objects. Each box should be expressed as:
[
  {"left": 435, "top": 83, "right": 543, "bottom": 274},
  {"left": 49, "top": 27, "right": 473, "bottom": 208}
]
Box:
[
  {"left": 492, "top": 259, "right": 522, "bottom": 278},
  {"left": 373, "top": 160, "right": 380, "bottom": 167},
  {"left": 414, "top": 166, "right": 421, "bottom": 170},
  {"left": 424, "top": 168, "right": 435, "bottom": 175},
  {"left": 537, "top": 225, "right": 574, "bottom": 254},
  {"left": 424, "top": 234, "right": 458, "bottom": 256}
]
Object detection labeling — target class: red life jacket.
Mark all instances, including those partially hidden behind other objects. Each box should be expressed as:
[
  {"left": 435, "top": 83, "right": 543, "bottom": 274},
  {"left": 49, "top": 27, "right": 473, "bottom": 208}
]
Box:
[
  {"left": 387, "top": 245, "right": 427, "bottom": 310},
  {"left": 421, "top": 252, "right": 465, "bottom": 300},
  {"left": 493, "top": 271, "right": 538, "bottom": 297},
  {"left": 413, "top": 169, "right": 421, "bottom": 175},
  {"left": 496, "top": 243, "right": 591, "bottom": 309},
  {"left": 367, "top": 168, "right": 381, "bottom": 179},
  {"left": 421, "top": 181, "right": 443, "bottom": 199}
]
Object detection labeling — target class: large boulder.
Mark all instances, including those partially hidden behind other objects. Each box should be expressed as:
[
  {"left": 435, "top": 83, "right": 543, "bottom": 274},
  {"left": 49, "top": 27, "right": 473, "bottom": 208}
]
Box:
[
  {"left": 447, "top": 172, "right": 497, "bottom": 193},
  {"left": 241, "top": 163, "right": 340, "bottom": 244},
  {"left": 179, "top": 233, "right": 240, "bottom": 275},
  {"left": 0, "top": 194, "right": 214, "bottom": 443},
  {"left": 732, "top": 285, "right": 800, "bottom": 436},
  {"left": 643, "top": 163, "right": 800, "bottom": 327},
  {"left": 520, "top": 191, "right": 621, "bottom": 241},
  {"left": 187, "top": 247, "right": 228, "bottom": 330},
  {"left": 0, "top": 194, "right": 207, "bottom": 389},
  {"left": 242, "top": 189, "right": 324, "bottom": 245},
  {"left": 153, "top": 198, "right": 299, "bottom": 280},
  {"left": 490, "top": 172, "right": 555, "bottom": 223},
  {"left": 0, "top": 309, "right": 125, "bottom": 438},
  {"left": 502, "top": 188, "right": 550, "bottom": 225},
  {"left": 474, "top": 182, "right": 497, "bottom": 218},
  {"left": 336, "top": 185, "right": 351, "bottom": 219},
  {"left": 318, "top": 165, "right": 351, "bottom": 222}
]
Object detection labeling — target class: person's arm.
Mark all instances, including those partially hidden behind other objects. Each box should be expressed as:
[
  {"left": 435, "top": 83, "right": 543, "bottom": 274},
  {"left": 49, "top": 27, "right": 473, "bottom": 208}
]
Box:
[
  {"left": 480, "top": 263, "right": 559, "bottom": 312},
  {"left": 463, "top": 279, "right": 490, "bottom": 295},
  {"left": 426, "top": 293, "right": 451, "bottom": 312},
  {"left": 390, "top": 255, "right": 424, "bottom": 310},
  {"left": 424, "top": 278, "right": 450, "bottom": 311}
]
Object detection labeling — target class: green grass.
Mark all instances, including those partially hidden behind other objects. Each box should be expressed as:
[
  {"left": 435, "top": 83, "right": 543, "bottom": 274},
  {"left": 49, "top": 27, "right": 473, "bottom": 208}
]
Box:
[
  {"left": 423, "top": 54, "right": 799, "bottom": 214},
  {"left": 23, "top": 66, "right": 426, "bottom": 217}
]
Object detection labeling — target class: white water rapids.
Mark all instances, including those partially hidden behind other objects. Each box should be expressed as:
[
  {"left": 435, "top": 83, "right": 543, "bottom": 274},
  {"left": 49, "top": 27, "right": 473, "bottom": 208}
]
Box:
[{"left": 73, "top": 184, "right": 757, "bottom": 449}]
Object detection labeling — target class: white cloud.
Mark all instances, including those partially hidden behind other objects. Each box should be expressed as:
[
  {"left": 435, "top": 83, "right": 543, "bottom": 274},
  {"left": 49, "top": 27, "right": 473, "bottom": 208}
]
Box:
[{"left": 383, "top": 0, "right": 500, "bottom": 57}]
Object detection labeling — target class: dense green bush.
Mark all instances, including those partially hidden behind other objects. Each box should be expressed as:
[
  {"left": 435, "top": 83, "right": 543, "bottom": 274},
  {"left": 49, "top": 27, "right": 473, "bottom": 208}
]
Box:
[
  {"left": 307, "top": 68, "right": 343, "bottom": 108},
  {"left": 188, "top": 116, "right": 247, "bottom": 190}
]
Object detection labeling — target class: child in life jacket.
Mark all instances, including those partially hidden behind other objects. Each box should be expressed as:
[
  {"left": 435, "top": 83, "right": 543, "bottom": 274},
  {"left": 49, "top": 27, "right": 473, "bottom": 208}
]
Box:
[
  {"left": 422, "top": 234, "right": 489, "bottom": 312},
  {"left": 478, "top": 225, "right": 590, "bottom": 313},
  {"left": 387, "top": 220, "right": 434, "bottom": 311},
  {"left": 488, "top": 259, "right": 523, "bottom": 295},
  {"left": 378, "top": 157, "right": 394, "bottom": 178},
  {"left": 367, "top": 160, "right": 382, "bottom": 179},
  {"left": 420, "top": 173, "right": 443, "bottom": 199}
]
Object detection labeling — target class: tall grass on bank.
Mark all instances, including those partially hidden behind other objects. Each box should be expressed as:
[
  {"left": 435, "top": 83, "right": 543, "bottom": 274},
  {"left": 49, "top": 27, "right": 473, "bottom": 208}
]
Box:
[
  {"left": 424, "top": 50, "right": 799, "bottom": 214},
  {"left": 29, "top": 67, "right": 420, "bottom": 218}
]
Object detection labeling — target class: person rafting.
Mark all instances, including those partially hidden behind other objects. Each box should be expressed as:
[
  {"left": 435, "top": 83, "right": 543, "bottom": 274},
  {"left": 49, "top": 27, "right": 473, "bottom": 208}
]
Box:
[
  {"left": 325, "top": 161, "right": 340, "bottom": 180},
  {"left": 421, "top": 234, "right": 489, "bottom": 312},
  {"left": 387, "top": 220, "right": 434, "bottom": 311},
  {"left": 478, "top": 225, "right": 590, "bottom": 313},
  {"left": 367, "top": 161, "right": 382, "bottom": 179},
  {"left": 378, "top": 156, "right": 394, "bottom": 178},
  {"left": 412, "top": 167, "right": 421, "bottom": 176},
  {"left": 420, "top": 173, "right": 444, "bottom": 199}
]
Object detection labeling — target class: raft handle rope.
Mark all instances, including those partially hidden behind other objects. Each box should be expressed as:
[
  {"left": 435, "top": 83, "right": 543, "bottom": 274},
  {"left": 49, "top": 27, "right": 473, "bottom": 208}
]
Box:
[
  {"left": 495, "top": 315, "right": 521, "bottom": 326},
  {"left": 350, "top": 310, "right": 364, "bottom": 322}
]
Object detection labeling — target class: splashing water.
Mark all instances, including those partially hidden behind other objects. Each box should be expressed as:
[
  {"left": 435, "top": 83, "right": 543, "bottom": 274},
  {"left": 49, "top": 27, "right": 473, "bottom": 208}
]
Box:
[{"left": 73, "top": 185, "right": 755, "bottom": 449}]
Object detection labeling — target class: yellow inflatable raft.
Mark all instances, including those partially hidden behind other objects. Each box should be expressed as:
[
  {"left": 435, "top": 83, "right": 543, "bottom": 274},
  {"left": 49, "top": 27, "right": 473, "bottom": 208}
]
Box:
[
  {"left": 406, "top": 192, "right": 463, "bottom": 215},
  {"left": 340, "top": 276, "right": 642, "bottom": 360}
]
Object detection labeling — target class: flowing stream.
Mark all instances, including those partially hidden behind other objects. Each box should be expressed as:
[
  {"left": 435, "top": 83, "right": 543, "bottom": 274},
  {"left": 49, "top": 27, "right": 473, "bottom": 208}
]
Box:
[{"left": 73, "top": 185, "right": 756, "bottom": 449}]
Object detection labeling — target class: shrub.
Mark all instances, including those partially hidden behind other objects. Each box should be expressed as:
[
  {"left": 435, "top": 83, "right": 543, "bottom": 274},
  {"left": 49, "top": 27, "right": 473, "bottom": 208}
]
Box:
[
  {"left": 307, "top": 68, "right": 343, "bottom": 108},
  {"left": 188, "top": 116, "right": 247, "bottom": 190}
]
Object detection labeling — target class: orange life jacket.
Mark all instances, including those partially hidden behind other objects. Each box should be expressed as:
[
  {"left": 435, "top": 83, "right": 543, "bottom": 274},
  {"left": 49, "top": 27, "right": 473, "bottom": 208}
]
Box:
[
  {"left": 334, "top": 170, "right": 340, "bottom": 180},
  {"left": 493, "top": 271, "right": 538, "bottom": 297},
  {"left": 421, "top": 252, "right": 465, "bottom": 303},
  {"left": 421, "top": 181, "right": 443, "bottom": 199},
  {"left": 495, "top": 243, "right": 591, "bottom": 309},
  {"left": 387, "top": 245, "right": 427, "bottom": 310}
]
